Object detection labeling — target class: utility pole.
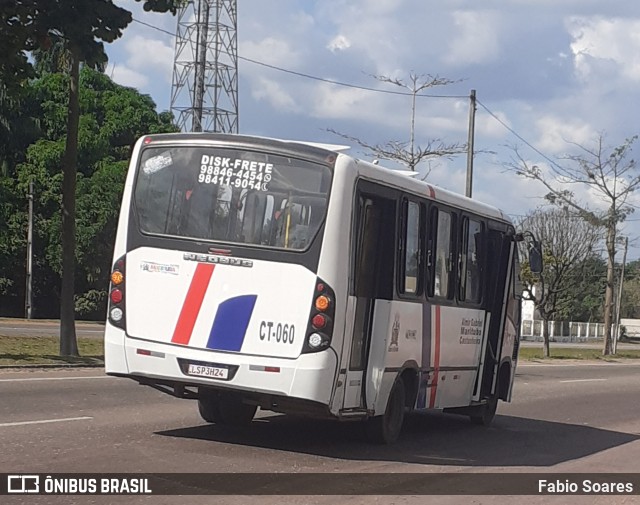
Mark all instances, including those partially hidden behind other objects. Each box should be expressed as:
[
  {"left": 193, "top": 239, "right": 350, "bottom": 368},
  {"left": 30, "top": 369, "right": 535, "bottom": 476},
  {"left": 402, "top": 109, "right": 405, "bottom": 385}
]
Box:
[
  {"left": 465, "top": 89, "right": 476, "bottom": 198},
  {"left": 25, "top": 180, "right": 33, "bottom": 319},
  {"left": 613, "top": 236, "right": 628, "bottom": 354}
]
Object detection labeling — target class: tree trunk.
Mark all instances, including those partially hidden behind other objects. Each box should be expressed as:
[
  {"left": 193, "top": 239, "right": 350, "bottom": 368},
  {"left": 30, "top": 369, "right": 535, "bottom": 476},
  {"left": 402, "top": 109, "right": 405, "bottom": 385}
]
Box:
[
  {"left": 542, "top": 318, "right": 551, "bottom": 358},
  {"left": 59, "top": 50, "right": 80, "bottom": 357},
  {"left": 602, "top": 218, "right": 616, "bottom": 356}
]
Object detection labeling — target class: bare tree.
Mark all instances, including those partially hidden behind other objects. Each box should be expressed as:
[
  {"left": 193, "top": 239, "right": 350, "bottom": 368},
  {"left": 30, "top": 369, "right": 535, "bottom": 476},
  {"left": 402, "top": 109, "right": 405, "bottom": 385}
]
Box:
[
  {"left": 508, "top": 133, "right": 640, "bottom": 355},
  {"left": 328, "top": 73, "right": 466, "bottom": 176},
  {"left": 518, "top": 209, "right": 602, "bottom": 357}
]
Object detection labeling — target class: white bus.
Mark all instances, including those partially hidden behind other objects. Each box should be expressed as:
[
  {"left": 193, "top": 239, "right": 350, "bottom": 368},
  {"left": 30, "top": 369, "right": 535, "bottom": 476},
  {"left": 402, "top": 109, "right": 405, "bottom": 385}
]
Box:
[{"left": 105, "top": 133, "right": 540, "bottom": 443}]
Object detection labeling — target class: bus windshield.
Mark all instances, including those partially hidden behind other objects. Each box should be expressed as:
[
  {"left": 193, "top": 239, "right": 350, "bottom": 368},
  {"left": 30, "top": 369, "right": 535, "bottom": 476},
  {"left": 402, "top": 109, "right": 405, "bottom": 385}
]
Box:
[{"left": 133, "top": 146, "right": 333, "bottom": 250}]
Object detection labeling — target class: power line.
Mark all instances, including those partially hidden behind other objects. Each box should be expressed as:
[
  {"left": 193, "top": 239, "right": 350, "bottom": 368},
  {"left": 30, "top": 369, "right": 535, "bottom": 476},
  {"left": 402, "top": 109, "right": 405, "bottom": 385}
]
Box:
[
  {"left": 475, "top": 98, "right": 563, "bottom": 171},
  {"left": 130, "top": 16, "right": 573, "bottom": 173},
  {"left": 131, "top": 17, "right": 467, "bottom": 99}
]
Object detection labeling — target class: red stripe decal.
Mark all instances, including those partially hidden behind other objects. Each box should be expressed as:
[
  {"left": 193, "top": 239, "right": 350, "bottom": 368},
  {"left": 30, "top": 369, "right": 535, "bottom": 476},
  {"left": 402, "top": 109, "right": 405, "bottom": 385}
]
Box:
[
  {"left": 171, "top": 263, "right": 215, "bottom": 345},
  {"left": 429, "top": 305, "right": 441, "bottom": 408}
]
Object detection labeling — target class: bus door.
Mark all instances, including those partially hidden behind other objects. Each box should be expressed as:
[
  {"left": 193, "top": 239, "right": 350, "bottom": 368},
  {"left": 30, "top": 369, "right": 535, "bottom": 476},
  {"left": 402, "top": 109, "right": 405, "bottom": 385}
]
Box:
[
  {"left": 343, "top": 193, "right": 396, "bottom": 410},
  {"left": 474, "top": 227, "right": 512, "bottom": 401}
]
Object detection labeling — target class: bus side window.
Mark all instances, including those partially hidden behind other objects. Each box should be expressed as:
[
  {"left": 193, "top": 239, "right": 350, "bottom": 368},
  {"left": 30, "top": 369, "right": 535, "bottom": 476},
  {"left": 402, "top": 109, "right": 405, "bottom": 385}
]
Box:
[
  {"left": 433, "top": 209, "right": 452, "bottom": 298},
  {"left": 459, "top": 217, "right": 483, "bottom": 303},
  {"left": 401, "top": 199, "right": 421, "bottom": 295}
]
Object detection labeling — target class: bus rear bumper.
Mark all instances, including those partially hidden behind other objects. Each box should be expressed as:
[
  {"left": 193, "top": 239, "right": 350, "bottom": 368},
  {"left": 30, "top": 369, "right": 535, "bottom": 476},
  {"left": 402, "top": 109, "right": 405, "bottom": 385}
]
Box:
[{"left": 105, "top": 326, "right": 338, "bottom": 409}]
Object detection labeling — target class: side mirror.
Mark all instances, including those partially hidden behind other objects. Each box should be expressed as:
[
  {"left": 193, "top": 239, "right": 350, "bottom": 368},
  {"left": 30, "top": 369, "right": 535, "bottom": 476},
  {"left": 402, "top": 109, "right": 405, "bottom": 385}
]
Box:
[{"left": 528, "top": 241, "right": 543, "bottom": 274}]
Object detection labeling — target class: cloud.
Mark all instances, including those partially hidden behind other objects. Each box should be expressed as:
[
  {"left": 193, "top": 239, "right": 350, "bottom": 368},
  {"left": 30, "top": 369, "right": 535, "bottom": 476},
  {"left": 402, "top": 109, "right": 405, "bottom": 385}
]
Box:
[
  {"left": 444, "top": 10, "right": 503, "bottom": 66},
  {"left": 567, "top": 16, "right": 640, "bottom": 82},
  {"left": 240, "top": 37, "right": 301, "bottom": 67},
  {"left": 124, "top": 35, "right": 174, "bottom": 80},
  {"left": 250, "top": 76, "right": 298, "bottom": 112},
  {"left": 108, "top": 64, "right": 149, "bottom": 88},
  {"left": 327, "top": 35, "right": 351, "bottom": 52},
  {"left": 535, "top": 115, "right": 597, "bottom": 154}
]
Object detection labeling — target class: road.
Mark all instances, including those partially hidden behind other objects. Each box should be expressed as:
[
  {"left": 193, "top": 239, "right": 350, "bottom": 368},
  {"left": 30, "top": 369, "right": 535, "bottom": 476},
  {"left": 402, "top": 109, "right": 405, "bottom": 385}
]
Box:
[{"left": 1, "top": 363, "right": 640, "bottom": 504}]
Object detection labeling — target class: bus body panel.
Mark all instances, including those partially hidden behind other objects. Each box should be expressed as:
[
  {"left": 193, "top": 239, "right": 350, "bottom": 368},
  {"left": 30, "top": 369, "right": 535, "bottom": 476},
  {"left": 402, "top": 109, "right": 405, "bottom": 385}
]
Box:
[
  {"left": 125, "top": 247, "right": 315, "bottom": 358},
  {"left": 117, "top": 333, "right": 338, "bottom": 403}
]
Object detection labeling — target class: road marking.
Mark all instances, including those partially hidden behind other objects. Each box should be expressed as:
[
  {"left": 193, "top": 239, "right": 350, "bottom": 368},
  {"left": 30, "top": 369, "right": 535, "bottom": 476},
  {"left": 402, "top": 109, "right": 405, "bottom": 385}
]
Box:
[
  {"left": 559, "top": 378, "right": 608, "bottom": 383},
  {"left": 0, "top": 376, "right": 110, "bottom": 383},
  {"left": 0, "top": 416, "right": 93, "bottom": 428}
]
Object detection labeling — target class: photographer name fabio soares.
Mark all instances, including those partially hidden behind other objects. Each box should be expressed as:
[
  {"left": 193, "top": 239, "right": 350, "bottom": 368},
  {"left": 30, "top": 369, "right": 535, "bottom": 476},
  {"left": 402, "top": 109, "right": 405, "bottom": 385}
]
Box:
[{"left": 539, "top": 479, "right": 634, "bottom": 494}]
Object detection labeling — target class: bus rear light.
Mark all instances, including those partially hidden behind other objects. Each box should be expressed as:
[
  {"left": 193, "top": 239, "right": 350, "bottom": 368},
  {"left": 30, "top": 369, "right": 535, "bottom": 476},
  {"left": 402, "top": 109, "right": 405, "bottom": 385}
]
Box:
[
  {"left": 303, "top": 277, "right": 336, "bottom": 354},
  {"left": 108, "top": 255, "right": 126, "bottom": 330},
  {"left": 314, "top": 295, "right": 330, "bottom": 311},
  {"left": 311, "top": 314, "right": 326, "bottom": 329},
  {"left": 308, "top": 333, "right": 328, "bottom": 349},
  {"left": 110, "top": 307, "right": 123, "bottom": 322},
  {"left": 110, "top": 289, "right": 123, "bottom": 304},
  {"left": 111, "top": 271, "right": 124, "bottom": 285}
]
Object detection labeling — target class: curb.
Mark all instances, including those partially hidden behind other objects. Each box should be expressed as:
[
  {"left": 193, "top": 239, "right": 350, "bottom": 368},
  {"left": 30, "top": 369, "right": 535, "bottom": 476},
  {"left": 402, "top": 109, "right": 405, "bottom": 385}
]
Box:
[{"left": 0, "top": 362, "right": 105, "bottom": 369}]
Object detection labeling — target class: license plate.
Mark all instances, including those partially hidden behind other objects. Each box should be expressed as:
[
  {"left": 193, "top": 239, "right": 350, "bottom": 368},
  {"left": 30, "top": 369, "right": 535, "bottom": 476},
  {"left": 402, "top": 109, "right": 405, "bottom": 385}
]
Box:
[{"left": 187, "top": 364, "right": 229, "bottom": 380}]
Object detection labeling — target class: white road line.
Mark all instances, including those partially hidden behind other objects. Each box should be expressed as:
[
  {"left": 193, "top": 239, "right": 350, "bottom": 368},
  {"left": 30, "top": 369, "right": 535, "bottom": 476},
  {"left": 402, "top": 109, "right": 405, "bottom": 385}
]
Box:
[
  {"left": 0, "top": 376, "right": 110, "bottom": 383},
  {"left": 0, "top": 416, "right": 93, "bottom": 428},
  {"left": 559, "top": 378, "right": 608, "bottom": 383}
]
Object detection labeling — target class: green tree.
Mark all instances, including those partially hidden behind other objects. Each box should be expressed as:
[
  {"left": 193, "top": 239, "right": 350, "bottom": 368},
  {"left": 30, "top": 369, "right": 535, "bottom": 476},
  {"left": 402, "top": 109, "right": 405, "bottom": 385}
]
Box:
[
  {"left": 508, "top": 134, "right": 640, "bottom": 355},
  {"left": 13, "top": 67, "right": 177, "bottom": 322},
  {"left": 518, "top": 209, "right": 602, "bottom": 357},
  {"left": 1, "top": 0, "right": 182, "bottom": 356}
]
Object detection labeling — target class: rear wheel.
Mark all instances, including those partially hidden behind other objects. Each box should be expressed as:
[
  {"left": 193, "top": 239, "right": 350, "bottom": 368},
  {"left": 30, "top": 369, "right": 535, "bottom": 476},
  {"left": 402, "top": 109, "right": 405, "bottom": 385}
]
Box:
[
  {"left": 198, "top": 392, "right": 257, "bottom": 426},
  {"left": 469, "top": 394, "right": 498, "bottom": 426},
  {"left": 198, "top": 394, "right": 221, "bottom": 424},
  {"left": 217, "top": 394, "right": 257, "bottom": 426},
  {"left": 365, "top": 377, "right": 406, "bottom": 444}
]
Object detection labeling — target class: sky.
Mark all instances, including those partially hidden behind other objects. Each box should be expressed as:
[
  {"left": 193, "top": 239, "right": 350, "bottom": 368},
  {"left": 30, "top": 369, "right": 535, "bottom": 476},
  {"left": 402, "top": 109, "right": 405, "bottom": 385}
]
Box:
[{"left": 107, "top": 0, "right": 640, "bottom": 258}]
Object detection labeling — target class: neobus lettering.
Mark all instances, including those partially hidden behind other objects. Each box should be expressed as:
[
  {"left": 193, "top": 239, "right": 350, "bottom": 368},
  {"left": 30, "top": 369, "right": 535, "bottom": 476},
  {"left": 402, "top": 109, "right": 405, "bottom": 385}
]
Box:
[{"left": 260, "top": 321, "right": 295, "bottom": 344}]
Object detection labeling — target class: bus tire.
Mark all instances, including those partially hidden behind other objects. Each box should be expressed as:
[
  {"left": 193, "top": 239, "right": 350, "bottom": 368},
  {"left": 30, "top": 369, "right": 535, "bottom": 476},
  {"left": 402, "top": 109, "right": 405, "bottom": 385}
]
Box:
[
  {"left": 365, "top": 377, "right": 405, "bottom": 444},
  {"left": 198, "top": 394, "right": 221, "bottom": 424},
  {"left": 470, "top": 394, "right": 498, "bottom": 426},
  {"left": 217, "top": 394, "right": 257, "bottom": 426}
]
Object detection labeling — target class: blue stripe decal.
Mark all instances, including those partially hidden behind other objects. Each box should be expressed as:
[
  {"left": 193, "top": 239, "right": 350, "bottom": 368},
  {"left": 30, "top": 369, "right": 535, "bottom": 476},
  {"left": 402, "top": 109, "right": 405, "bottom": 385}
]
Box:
[{"left": 206, "top": 295, "right": 257, "bottom": 352}]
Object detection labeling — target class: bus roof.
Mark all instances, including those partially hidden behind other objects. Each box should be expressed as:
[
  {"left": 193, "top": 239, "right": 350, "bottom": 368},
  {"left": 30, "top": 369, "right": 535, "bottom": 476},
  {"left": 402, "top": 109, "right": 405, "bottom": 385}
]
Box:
[{"left": 139, "top": 132, "right": 512, "bottom": 225}]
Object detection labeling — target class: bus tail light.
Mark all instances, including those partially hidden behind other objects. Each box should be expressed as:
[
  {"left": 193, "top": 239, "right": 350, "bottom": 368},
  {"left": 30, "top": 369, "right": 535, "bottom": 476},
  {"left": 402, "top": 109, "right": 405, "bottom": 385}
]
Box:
[
  {"left": 302, "top": 278, "right": 335, "bottom": 354},
  {"left": 108, "top": 255, "right": 126, "bottom": 330}
]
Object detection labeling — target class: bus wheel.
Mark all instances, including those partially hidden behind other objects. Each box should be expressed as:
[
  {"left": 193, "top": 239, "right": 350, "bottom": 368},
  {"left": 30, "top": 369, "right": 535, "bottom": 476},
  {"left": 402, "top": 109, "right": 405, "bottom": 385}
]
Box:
[
  {"left": 198, "top": 393, "right": 221, "bottom": 424},
  {"left": 470, "top": 395, "right": 498, "bottom": 426},
  {"left": 217, "top": 394, "right": 257, "bottom": 426},
  {"left": 365, "top": 377, "right": 406, "bottom": 444}
]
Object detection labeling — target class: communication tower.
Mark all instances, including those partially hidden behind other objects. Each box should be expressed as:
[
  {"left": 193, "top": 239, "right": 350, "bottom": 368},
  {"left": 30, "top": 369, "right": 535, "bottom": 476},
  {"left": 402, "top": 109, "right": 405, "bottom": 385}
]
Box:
[{"left": 170, "top": 0, "right": 238, "bottom": 133}]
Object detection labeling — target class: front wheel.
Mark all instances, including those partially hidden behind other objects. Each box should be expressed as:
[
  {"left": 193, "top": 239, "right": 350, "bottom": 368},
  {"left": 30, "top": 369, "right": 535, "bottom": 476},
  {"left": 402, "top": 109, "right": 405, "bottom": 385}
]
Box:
[{"left": 365, "top": 377, "right": 406, "bottom": 444}]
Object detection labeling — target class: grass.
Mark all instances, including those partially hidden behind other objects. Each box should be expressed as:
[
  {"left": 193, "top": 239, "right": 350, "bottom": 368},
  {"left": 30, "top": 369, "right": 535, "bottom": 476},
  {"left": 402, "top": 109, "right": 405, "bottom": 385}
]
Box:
[
  {"left": 0, "top": 336, "right": 104, "bottom": 366},
  {"left": 1, "top": 335, "right": 640, "bottom": 366},
  {"left": 518, "top": 347, "right": 640, "bottom": 361}
]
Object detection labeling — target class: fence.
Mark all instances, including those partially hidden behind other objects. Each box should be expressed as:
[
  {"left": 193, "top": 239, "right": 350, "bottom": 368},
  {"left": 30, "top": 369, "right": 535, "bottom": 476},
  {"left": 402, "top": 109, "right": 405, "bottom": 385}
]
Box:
[{"left": 520, "top": 319, "right": 605, "bottom": 342}]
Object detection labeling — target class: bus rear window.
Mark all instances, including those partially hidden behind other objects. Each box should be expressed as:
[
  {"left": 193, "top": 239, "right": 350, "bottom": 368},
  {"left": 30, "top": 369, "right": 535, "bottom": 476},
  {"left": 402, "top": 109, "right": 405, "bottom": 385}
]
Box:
[{"left": 134, "top": 146, "right": 332, "bottom": 250}]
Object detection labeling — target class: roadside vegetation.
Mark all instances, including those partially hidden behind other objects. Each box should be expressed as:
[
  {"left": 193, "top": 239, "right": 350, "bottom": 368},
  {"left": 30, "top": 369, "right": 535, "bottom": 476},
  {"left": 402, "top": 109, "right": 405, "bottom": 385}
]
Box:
[
  {"left": 518, "top": 346, "right": 640, "bottom": 361},
  {"left": 0, "top": 336, "right": 103, "bottom": 366}
]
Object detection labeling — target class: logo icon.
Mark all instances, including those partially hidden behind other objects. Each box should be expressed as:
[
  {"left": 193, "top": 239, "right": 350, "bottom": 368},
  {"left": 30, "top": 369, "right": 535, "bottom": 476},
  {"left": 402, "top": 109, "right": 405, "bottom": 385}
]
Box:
[
  {"left": 7, "top": 475, "right": 39, "bottom": 494},
  {"left": 389, "top": 312, "right": 400, "bottom": 352}
]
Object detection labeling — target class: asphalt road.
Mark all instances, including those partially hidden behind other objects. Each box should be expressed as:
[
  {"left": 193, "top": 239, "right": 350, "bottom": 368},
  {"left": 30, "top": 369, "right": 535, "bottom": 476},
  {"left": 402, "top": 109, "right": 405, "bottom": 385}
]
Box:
[{"left": 1, "top": 363, "right": 640, "bottom": 504}]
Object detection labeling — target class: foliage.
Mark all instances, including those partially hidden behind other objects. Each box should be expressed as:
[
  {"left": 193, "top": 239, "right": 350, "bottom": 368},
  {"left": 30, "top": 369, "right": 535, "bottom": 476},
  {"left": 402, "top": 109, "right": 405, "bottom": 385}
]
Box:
[
  {"left": 508, "top": 134, "right": 640, "bottom": 355},
  {"left": 0, "top": 67, "right": 177, "bottom": 319},
  {"left": 328, "top": 73, "right": 466, "bottom": 176},
  {"left": 518, "top": 208, "right": 602, "bottom": 356}
]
